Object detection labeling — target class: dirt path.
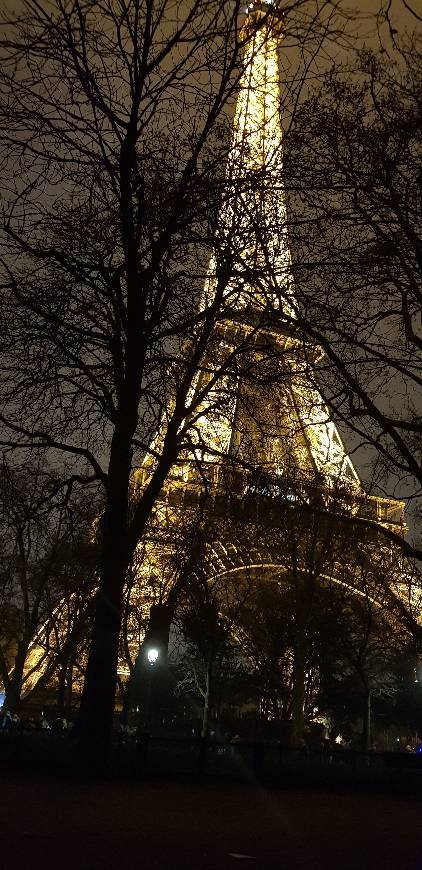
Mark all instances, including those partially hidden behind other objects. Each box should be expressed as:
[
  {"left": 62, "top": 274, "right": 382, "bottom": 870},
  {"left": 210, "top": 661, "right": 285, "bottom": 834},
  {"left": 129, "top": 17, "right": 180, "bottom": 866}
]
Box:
[{"left": 0, "top": 779, "right": 421, "bottom": 869}]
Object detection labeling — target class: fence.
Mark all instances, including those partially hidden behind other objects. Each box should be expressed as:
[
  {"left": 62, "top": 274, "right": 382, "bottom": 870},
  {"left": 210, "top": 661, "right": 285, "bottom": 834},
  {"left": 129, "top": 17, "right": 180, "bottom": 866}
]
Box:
[{"left": 1, "top": 728, "right": 422, "bottom": 786}]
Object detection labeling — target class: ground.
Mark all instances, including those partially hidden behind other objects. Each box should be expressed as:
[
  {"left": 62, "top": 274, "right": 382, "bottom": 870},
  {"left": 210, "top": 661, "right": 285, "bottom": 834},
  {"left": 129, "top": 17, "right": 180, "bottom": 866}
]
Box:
[{"left": 0, "top": 778, "right": 421, "bottom": 869}]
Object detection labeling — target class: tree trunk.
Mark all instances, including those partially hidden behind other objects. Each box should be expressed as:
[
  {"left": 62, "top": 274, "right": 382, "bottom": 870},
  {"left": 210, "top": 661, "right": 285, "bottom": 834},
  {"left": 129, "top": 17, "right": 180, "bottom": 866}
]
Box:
[
  {"left": 65, "top": 663, "right": 73, "bottom": 720},
  {"left": 76, "top": 432, "right": 132, "bottom": 762},
  {"left": 3, "top": 647, "right": 27, "bottom": 714},
  {"left": 76, "top": 551, "right": 127, "bottom": 759},
  {"left": 201, "top": 661, "right": 212, "bottom": 738},
  {"left": 290, "top": 633, "right": 307, "bottom": 748},
  {"left": 56, "top": 664, "right": 67, "bottom": 718},
  {"left": 362, "top": 687, "right": 371, "bottom": 754},
  {"left": 3, "top": 678, "right": 23, "bottom": 715},
  {"left": 120, "top": 671, "right": 134, "bottom": 730}
]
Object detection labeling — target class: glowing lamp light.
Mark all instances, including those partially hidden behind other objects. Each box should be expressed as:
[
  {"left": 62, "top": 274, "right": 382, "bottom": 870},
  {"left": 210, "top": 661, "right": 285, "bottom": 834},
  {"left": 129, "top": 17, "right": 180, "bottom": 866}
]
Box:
[
  {"left": 245, "top": 1, "right": 274, "bottom": 10},
  {"left": 147, "top": 647, "right": 159, "bottom": 665}
]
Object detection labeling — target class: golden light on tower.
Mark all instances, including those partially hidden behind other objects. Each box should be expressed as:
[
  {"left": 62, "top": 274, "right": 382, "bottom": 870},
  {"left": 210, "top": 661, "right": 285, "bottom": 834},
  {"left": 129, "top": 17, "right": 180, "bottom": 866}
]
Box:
[
  {"left": 235, "top": 1, "right": 284, "bottom": 170},
  {"left": 19, "top": 0, "right": 410, "bottom": 701},
  {"left": 136, "top": 0, "right": 405, "bottom": 500}
]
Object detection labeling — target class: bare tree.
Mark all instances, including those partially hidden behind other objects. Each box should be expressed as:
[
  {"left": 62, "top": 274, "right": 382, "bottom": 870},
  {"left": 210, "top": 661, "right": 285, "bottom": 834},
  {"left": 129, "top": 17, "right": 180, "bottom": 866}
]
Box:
[
  {"left": 174, "top": 525, "right": 253, "bottom": 738},
  {"left": 0, "top": 460, "right": 97, "bottom": 713},
  {"left": 0, "top": 0, "right": 271, "bottom": 751},
  {"left": 320, "top": 555, "right": 415, "bottom": 751},
  {"left": 234, "top": 475, "right": 354, "bottom": 744},
  {"left": 282, "top": 37, "right": 422, "bottom": 550},
  {"left": 229, "top": 468, "right": 419, "bottom": 745},
  {"left": 0, "top": 0, "right": 365, "bottom": 756}
]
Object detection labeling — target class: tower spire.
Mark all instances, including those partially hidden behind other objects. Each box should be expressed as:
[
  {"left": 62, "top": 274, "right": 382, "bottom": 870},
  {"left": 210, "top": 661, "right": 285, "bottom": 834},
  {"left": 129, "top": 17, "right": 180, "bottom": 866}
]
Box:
[
  {"left": 234, "top": 1, "right": 284, "bottom": 170},
  {"left": 203, "top": 0, "right": 293, "bottom": 318},
  {"left": 145, "top": 1, "right": 362, "bottom": 485},
  {"left": 200, "top": 7, "right": 365, "bottom": 484}
]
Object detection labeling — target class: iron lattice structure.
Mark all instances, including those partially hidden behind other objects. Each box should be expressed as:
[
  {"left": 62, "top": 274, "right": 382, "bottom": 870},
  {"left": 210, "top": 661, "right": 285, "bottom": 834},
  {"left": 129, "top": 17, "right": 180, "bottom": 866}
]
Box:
[
  {"left": 132, "top": 0, "right": 405, "bottom": 620},
  {"left": 23, "top": 2, "right": 410, "bottom": 696}
]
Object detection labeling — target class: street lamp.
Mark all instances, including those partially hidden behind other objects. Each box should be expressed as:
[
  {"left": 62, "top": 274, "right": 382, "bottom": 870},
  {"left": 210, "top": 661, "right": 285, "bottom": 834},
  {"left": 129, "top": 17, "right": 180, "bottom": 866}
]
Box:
[
  {"left": 143, "top": 646, "right": 160, "bottom": 730},
  {"left": 147, "top": 647, "right": 159, "bottom": 665}
]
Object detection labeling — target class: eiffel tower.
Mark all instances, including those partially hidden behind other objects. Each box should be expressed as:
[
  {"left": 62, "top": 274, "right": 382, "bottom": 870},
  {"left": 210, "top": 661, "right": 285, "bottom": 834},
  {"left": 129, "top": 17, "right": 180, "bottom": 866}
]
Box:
[
  {"left": 11, "top": 4, "right": 411, "bottom": 739},
  {"left": 21, "top": 1, "right": 406, "bottom": 703},
  {"left": 134, "top": 0, "right": 405, "bottom": 604},
  {"left": 123, "top": 2, "right": 405, "bottom": 684}
]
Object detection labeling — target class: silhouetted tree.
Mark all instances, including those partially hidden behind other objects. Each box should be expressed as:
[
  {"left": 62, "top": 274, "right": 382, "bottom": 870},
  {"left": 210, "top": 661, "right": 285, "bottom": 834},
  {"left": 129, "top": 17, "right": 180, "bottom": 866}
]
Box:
[
  {"left": 0, "top": 0, "right": 381, "bottom": 756},
  {"left": 284, "top": 37, "right": 422, "bottom": 552},
  {"left": 0, "top": 460, "right": 97, "bottom": 713}
]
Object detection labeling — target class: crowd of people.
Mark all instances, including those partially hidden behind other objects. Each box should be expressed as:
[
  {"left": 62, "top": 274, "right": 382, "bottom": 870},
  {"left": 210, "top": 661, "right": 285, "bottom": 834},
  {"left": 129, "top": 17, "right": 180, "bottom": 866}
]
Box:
[{"left": 0, "top": 710, "right": 70, "bottom": 733}]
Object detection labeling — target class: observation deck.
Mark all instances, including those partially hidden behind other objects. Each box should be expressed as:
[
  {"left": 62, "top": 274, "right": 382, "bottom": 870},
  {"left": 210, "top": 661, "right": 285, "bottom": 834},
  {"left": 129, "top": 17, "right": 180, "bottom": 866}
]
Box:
[{"left": 154, "top": 463, "right": 406, "bottom": 534}]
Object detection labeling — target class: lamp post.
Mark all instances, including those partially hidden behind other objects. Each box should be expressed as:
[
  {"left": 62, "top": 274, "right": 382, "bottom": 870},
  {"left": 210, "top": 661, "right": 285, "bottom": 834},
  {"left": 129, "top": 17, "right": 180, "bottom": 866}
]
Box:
[
  {"left": 138, "top": 603, "right": 172, "bottom": 731},
  {"left": 144, "top": 646, "right": 159, "bottom": 730}
]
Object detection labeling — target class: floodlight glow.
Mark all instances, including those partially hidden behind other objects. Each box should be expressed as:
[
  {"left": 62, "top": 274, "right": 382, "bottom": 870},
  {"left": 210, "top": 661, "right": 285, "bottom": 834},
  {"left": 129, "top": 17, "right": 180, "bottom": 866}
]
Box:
[{"left": 147, "top": 647, "right": 159, "bottom": 665}]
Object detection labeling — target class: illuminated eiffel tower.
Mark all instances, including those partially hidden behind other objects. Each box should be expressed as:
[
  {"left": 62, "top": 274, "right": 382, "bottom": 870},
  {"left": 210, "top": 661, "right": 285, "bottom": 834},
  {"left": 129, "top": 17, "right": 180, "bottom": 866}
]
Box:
[
  {"left": 21, "top": 1, "right": 406, "bottom": 704},
  {"left": 19, "top": 3, "right": 407, "bottom": 711},
  {"left": 140, "top": 3, "right": 359, "bottom": 495},
  {"left": 131, "top": 0, "right": 405, "bottom": 649},
  {"left": 138, "top": 5, "right": 402, "bottom": 520}
]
